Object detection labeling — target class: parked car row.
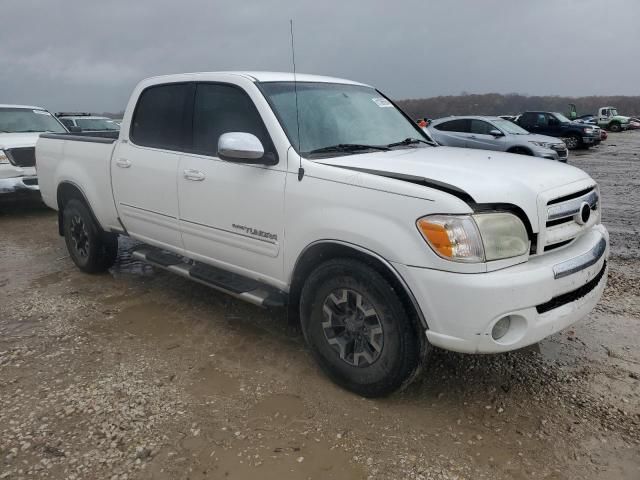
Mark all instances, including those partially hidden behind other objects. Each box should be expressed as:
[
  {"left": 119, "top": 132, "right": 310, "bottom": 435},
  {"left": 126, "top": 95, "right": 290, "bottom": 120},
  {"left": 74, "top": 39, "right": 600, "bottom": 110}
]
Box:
[
  {"left": 1, "top": 106, "right": 121, "bottom": 197},
  {"left": 420, "top": 104, "right": 635, "bottom": 160}
]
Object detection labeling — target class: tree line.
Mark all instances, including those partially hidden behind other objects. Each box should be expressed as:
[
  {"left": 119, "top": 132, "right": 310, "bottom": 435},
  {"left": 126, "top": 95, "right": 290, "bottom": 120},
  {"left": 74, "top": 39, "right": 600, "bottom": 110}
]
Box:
[{"left": 396, "top": 93, "right": 640, "bottom": 120}]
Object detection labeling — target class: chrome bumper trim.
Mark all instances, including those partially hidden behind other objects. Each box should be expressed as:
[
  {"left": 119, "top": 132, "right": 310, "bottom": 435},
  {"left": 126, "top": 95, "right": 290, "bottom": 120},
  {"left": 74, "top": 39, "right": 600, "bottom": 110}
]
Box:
[{"left": 552, "top": 235, "right": 607, "bottom": 279}]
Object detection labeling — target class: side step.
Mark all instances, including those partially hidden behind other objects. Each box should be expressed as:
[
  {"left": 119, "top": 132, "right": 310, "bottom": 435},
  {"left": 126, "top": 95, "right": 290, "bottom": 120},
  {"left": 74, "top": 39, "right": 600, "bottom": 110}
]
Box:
[{"left": 131, "top": 247, "right": 287, "bottom": 308}]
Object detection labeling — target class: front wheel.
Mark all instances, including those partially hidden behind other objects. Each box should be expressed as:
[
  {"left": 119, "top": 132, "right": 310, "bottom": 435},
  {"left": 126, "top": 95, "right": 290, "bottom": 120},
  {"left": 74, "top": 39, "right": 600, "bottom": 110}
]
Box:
[
  {"left": 299, "top": 258, "right": 422, "bottom": 397},
  {"left": 563, "top": 134, "right": 582, "bottom": 150},
  {"left": 63, "top": 199, "right": 118, "bottom": 273},
  {"left": 609, "top": 122, "right": 622, "bottom": 132}
]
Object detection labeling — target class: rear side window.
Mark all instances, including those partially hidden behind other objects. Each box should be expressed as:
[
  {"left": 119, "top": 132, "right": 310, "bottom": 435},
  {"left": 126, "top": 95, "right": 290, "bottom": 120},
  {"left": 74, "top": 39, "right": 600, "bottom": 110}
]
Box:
[
  {"left": 131, "top": 83, "right": 191, "bottom": 150},
  {"left": 519, "top": 113, "right": 537, "bottom": 126},
  {"left": 434, "top": 119, "right": 470, "bottom": 133},
  {"left": 191, "top": 83, "right": 274, "bottom": 157}
]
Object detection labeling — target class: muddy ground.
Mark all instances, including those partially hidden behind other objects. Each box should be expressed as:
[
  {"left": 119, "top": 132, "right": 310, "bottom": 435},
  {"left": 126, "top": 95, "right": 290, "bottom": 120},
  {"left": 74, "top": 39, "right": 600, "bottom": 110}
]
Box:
[{"left": 1, "top": 132, "right": 639, "bottom": 480}]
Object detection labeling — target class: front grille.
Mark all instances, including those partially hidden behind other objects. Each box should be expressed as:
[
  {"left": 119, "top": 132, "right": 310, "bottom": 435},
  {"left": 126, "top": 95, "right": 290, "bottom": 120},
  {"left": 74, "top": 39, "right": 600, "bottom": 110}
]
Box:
[
  {"left": 6, "top": 147, "right": 36, "bottom": 167},
  {"left": 537, "top": 186, "right": 599, "bottom": 254},
  {"left": 536, "top": 261, "right": 606, "bottom": 314}
]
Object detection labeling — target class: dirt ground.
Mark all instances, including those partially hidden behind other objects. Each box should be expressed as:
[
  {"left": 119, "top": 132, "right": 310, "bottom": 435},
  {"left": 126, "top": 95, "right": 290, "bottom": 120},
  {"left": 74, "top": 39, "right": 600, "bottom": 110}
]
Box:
[{"left": 1, "top": 132, "right": 639, "bottom": 480}]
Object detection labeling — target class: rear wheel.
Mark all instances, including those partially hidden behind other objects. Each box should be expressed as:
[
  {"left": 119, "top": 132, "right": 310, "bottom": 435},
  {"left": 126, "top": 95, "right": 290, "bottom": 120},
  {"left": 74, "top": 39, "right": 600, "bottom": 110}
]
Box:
[
  {"left": 299, "top": 258, "right": 421, "bottom": 397},
  {"left": 63, "top": 199, "right": 118, "bottom": 273}
]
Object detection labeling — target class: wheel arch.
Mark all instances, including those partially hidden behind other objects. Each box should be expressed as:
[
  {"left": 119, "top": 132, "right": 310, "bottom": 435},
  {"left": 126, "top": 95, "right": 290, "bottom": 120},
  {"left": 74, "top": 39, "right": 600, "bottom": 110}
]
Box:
[
  {"left": 507, "top": 146, "right": 533, "bottom": 156},
  {"left": 289, "top": 240, "right": 428, "bottom": 333},
  {"left": 56, "top": 182, "right": 103, "bottom": 236}
]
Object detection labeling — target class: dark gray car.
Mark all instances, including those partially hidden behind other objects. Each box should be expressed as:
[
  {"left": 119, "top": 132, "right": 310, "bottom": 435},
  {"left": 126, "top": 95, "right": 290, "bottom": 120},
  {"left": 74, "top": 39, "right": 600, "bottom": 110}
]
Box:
[{"left": 427, "top": 116, "right": 568, "bottom": 161}]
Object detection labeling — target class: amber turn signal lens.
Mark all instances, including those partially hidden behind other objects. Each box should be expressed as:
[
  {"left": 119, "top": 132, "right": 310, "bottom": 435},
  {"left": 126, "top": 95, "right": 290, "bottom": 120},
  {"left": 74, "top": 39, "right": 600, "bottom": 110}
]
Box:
[{"left": 417, "top": 220, "right": 453, "bottom": 257}]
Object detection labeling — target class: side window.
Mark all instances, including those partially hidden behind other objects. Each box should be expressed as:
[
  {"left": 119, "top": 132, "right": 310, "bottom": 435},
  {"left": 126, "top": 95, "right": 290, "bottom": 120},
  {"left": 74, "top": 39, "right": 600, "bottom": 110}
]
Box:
[
  {"left": 519, "top": 113, "right": 535, "bottom": 126},
  {"left": 192, "top": 83, "right": 274, "bottom": 156},
  {"left": 470, "top": 120, "right": 494, "bottom": 135},
  {"left": 536, "top": 113, "right": 548, "bottom": 126},
  {"left": 130, "top": 83, "right": 190, "bottom": 150},
  {"left": 434, "top": 119, "right": 470, "bottom": 132},
  {"left": 60, "top": 118, "right": 74, "bottom": 128}
]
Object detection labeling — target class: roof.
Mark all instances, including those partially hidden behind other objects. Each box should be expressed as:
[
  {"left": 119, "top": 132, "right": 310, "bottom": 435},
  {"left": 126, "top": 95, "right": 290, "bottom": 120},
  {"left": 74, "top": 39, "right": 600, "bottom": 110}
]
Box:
[
  {"left": 59, "top": 115, "right": 110, "bottom": 120},
  {"left": 431, "top": 115, "right": 506, "bottom": 123},
  {"left": 0, "top": 104, "right": 46, "bottom": 110},
  {"left": 141, "top": 71, "right": 370, "bottom": 87}
]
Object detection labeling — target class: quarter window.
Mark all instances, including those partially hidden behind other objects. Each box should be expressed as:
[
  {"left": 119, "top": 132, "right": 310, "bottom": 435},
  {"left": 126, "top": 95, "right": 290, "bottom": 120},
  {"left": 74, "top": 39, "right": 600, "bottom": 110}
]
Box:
[
  {"left": 192, "top": 83, "right": 273, "bottom": 157},
  {"left": 130, "top": 83, "right": 191, "bottom": 150},
  {"left": 434, "top": 119, "right": 470, "bottom": 133}
]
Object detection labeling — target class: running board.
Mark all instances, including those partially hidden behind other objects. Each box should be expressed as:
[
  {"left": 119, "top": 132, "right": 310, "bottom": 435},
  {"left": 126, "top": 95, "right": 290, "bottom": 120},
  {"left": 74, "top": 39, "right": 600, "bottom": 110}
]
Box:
[{"left": 131, "top": 247, "right": 287, "bottom": 308}]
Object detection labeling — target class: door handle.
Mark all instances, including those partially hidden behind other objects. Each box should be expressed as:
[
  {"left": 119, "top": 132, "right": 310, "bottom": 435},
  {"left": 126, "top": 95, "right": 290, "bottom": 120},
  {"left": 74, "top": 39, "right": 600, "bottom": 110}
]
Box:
[
  {"left": 116, "top": 158, "right": 131, "bottom": 168},
  {"left": 469, "top": 135, "right": 477, "bottom": 139},
  {"left": 183, "top": 169, "right": 205, "bottom": 181}
]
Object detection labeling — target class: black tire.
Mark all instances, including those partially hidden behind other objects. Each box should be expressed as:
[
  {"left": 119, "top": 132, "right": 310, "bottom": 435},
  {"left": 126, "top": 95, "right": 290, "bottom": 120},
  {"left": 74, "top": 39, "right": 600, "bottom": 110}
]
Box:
[
  {"left": 62, "top": 199, "right": 118, "bottom": 273},
  {"left": 609, "top": 122, "right": 621, "bottom": 132},
  {"left": 299, "top": 258, "right": 421, "bottom": 397},
  {"left": 564, "top": 134, "right": 582, "bottom": 150}
]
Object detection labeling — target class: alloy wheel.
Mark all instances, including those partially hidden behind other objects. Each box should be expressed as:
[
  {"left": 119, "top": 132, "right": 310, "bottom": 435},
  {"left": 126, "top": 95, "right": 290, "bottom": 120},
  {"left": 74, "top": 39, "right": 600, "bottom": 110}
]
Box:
[{"left": 321, "top": 288, "right": 384, "bottom": 367}]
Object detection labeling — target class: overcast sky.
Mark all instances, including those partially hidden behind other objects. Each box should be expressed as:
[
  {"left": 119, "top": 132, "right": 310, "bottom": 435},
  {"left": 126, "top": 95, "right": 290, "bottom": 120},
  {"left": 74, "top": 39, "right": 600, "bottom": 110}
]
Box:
[{"left": 1, "top": 0, "right": 639, "bottom": 112}]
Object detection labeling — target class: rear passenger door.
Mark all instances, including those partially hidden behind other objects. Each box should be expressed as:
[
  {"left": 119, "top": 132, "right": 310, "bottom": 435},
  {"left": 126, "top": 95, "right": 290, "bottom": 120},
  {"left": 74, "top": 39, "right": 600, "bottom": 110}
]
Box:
[
  {"left": 465, "top": 119, "right": 505, "bottom": 151},
  {"left": 112, "top": 83, "right": 191, "bottom": 251},
  {"left": 430, "top": 119, "right": 470, "bottom": 148},
  {"left": 177, "top": 82, "right": 286, "bottom": 284}
]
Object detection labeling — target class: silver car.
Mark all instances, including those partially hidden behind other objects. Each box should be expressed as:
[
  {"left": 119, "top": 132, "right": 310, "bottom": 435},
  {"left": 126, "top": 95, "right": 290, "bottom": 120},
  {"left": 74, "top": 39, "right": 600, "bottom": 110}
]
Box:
[{"left": 427, "top": 116, "right": 568, "bottom": 162}]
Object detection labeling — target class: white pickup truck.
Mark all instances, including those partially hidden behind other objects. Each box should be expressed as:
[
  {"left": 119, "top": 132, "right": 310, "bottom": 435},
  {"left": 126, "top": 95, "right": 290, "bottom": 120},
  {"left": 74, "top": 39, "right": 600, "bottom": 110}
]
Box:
[{"left": 36, "top": 72, "right": 609, "bottom": 397}]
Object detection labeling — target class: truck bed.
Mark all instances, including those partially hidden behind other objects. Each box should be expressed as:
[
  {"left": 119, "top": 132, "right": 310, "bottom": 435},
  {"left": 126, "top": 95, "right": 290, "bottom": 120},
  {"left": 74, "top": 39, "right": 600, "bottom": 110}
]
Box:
[{"left": 36, "top": 131, "right": 121, "bottom": 232}]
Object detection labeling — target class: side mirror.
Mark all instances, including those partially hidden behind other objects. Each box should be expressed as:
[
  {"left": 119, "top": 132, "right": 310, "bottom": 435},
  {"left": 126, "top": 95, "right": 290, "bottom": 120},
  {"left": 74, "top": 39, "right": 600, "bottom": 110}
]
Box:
[
  {"left": 68, "top": 126, "right": 82, "bottom": 133},
  {"left": 218, "top": 132, "right": 276, "bottom": 165},
  {"left": 548, "top": 118, "right": 559, "bottom": 126},
  {"left": 489, "top": 129, "right": 503, "bottom": 137}
]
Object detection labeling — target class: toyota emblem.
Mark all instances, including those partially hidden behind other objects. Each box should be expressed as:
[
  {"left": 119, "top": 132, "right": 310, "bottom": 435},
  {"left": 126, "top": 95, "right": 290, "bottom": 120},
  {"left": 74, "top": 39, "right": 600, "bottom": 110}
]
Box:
[{"left": 575, "top": 202, "right": 591, "bottom": 225}]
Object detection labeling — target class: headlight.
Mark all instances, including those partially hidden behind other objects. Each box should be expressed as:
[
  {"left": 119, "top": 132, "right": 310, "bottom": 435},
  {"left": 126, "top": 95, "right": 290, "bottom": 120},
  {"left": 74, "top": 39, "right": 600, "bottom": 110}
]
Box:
[
  {"left": 529, "top": 141, "right": 553, "bottom": 149},
  {"left": 416, "top": 213, "right": 529, "bottom": 263},
  {"left": 583, "top": 127, "right": 594, "bottom": 133},
  {"left": 0, "top": 150, "right": 9, "bottom": 164}
]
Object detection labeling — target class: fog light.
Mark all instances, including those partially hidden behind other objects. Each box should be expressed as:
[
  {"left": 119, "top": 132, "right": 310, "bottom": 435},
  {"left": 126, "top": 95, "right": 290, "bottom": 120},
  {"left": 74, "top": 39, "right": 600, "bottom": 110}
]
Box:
[{"left": 492, "top": 316, "right": 511, "bottom": 340}]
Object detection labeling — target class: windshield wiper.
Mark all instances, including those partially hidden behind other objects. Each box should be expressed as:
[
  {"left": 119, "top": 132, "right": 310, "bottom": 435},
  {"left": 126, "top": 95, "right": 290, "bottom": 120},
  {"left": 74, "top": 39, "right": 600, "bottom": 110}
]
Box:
[
  {"left": 307, "top": 143, "right": 390, "bottom": 155},
  {"left": 386, "top": 137, "right": 435, "bottom": 148}
]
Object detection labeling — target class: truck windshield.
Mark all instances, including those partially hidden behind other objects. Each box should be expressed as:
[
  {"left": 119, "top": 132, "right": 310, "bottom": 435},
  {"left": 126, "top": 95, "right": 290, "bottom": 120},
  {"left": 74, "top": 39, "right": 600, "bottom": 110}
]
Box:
[
  {"left": 0, "top": 108, "right": 67, "bottom": 133},
  {"left": 553, "top": 112, "right": 572, "bottom": 123},
  {"left": 259, "top": 82, "right": 429, "bottom": 157}
]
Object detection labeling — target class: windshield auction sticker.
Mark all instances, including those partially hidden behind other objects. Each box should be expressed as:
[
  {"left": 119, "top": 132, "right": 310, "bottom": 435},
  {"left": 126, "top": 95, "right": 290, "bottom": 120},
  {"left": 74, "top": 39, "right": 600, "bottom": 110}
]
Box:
[{"left": 372, "top": 97, "right": 393, "bottom": 108}]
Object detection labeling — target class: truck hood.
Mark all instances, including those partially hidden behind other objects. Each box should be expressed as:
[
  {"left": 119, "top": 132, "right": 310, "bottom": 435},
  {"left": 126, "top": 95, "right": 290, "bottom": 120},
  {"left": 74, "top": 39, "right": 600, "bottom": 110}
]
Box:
[
  {"left": 315, "top": 146, "right": 592, "bottom": 230},
  {"left": 0, "top": 132, "right": 41, "bottom": 150}
]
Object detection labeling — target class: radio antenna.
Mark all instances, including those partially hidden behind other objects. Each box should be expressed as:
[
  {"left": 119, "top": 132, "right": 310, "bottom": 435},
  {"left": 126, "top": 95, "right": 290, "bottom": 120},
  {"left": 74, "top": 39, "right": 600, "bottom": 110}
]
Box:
[{"left": 290, "top": 19, "right": 304, "bottom": 181}]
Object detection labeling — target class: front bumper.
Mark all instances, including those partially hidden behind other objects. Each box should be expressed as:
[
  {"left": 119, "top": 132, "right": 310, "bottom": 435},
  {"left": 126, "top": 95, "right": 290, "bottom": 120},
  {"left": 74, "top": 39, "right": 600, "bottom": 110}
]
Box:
[
  {"left": 0, "top": 170, "right": 39, "bottom": 194},
  {"left": 394, "top": 225, "right": 609, "bottom": 353}
]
